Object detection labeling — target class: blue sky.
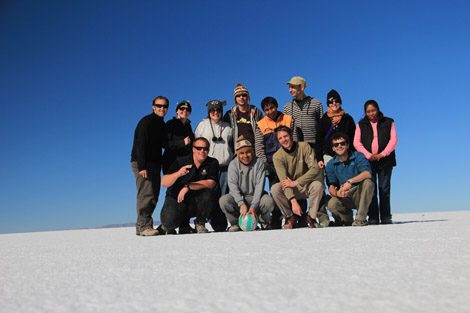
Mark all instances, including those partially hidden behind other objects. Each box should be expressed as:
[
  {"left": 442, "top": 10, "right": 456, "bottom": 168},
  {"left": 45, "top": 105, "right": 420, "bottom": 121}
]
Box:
[{"left": 1, "top": 0, "right": 469, "bottom": 234}]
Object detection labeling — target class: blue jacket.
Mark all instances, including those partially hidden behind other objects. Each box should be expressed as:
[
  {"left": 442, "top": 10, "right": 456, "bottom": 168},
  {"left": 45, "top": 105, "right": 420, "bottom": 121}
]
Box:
[{"left": 325, "top": 151, "right": 371, "bottom": 188}]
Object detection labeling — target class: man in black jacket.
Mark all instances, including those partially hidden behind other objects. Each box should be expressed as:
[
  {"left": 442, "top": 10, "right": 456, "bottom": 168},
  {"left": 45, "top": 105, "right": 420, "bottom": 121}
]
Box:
[{"left": 131, "top": 96, "right": 169, "bottom": 236}]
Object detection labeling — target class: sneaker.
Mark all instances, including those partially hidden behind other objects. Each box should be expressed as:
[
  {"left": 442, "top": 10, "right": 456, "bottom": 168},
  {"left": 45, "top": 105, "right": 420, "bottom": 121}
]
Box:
[
  {"left": 195, "top": 223, "right": 209, "bottom": 233},
  {"left": 368, "top": 218, "right": 379, "bottom": 225},
  {"left": 283, "top": 216, "right": 296, "bottom": 229},
  {"left": 178, "top": 224, "right": 196, "bottom": 234},
  {"left": 156, "top": 224, "right": 176, "bottom": 235},
  {"left": 139, "top": 227, "right": 159, "bottom": 236},
  {"left": 228, "top": 225, "right": 241, "bottom": 232},
  {"left": 352, "top": 219, "right": 368, "bottom": 227},
  {"left": 306, "top": 216, "right": 319, "bottom": 228},
  {"left": 260, "top": 223, "right": 272, "bottom": 230},
  {"left": 319, "top": 219, "right": 330, "bottom": 228},
  {"left": 381, "top": 216, "right": 393, "bottom": 224}
]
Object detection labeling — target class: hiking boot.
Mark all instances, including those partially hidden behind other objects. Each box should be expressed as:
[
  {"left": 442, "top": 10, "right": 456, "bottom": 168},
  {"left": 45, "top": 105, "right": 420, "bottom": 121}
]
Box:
[
  {"left": 352, "top": 219, "right": 368, "bottom": 227},
  {"left": 296, "top": 214, "right": 308, "bottom": 228},
  {"left": 178, "top": 224, "right": 196, "bottom": 234},
  {"left": 306, "top": 216, "right": 319, "bottom": 228},
  {"left": 195, "top": 223, "right": 209, "bottom": 233},
  {"left": 228, "top": 225, "right": 241, "bottom": 232},
  {"left": 139, "top": 227, "right": 159, "bottom": 236},
  {"left": 319, "top": 218, "right": 330, "bottom": 228},
  {"left": 156, "top": 224, "right": 176, "bottom": 235},
  {"left": 283, "top": 216, "right": 296, "bottom": 229}
]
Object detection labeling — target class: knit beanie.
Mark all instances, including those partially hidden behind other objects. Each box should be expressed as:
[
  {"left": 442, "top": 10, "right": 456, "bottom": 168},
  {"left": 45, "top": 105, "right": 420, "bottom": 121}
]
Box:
[
  {"left": 233, "top": 83, "right": 251, "bottom": 104},
  {"left": 206, "top": 100, "right": 226, "bottom": 113},
  {"left": 176, "top": 100, "right": 192, "bottom": 112},
  {"left": 235, "top": 135, "right": 253, "bottom": 152},
  {"left": 327, "top": 89, "right": 342, "bottom": 105}
]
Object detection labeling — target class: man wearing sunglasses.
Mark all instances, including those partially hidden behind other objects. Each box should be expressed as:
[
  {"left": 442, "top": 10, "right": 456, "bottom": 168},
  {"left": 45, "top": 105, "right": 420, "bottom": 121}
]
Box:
[
  {"left": 158, "top": 137, "right": 219, "bottom": 234},
  {"left": 131, "top": 96, "right": 169, "bottom": 236},
  {"left": 223, "top": 83, "right": 263, "bottom": 154},
  {"left": 325, "top": 132, "right": 374, "bottom": 226}
]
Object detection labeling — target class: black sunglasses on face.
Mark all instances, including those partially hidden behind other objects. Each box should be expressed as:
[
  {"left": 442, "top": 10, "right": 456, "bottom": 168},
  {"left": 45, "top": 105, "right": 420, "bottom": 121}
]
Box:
[
  {"left": 236, "top": 94, "right": 248, "bottom": 98},
  {"left": 178, "top": 107, "right": 191, "bottom": 112},
  {"left": 154, "top": 104, "right": 169, "bottom": 109},
  {"left": 210, "top": 109, "right": 222, "bottom": 113},
  {"left": 332, "top": 141, "right": 347, "bottom": 147},
  {"left": 194, "top": 146, "right": 209, "bottom": 151}
]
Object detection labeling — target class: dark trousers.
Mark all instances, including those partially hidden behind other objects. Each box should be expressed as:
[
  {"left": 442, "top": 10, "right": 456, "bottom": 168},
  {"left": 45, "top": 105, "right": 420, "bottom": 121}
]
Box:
[
  {"left": 160, "top": 189, "right": 214, "bottom": 231},
  {"left": 131, "top": 162, "right": 161, "bottom": 233},
  {"left": 209, "top": 170, "right": 229, "bottom": 232},
  {"left": 369, "top": 162, "right": 393, "bottom": 221}
]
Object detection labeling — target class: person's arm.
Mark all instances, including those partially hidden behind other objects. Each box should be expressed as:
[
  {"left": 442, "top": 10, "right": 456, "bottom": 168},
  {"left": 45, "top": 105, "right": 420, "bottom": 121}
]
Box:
[
  {"left": 249, "top": 159, "right": 266, "bottom": 210},
  {"left": 161, "top": 164, "right": 192, "bottom": 188},
  {"left": 254, "top": 124, "right": 267, "bottom": 164},
  {"left": 353, "top": 124, "right": 372, "bottom": 159},
  {"left": 378, "top": 122, "right": 398, "bottom": 158},
  {"left": 227, "top": 160, "right": 245, "bottom": 207},
  {"left": 295, "top": 144, "right": 322, "bottom": 187},
  {"left": 315, "top": 118, "right": 327, "bottom": 167}
]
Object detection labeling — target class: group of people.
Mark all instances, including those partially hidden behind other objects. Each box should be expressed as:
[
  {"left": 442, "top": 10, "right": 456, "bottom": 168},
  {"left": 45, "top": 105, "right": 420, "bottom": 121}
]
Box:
[{"left": 130, "top": 76, "right": 398, "bottom": 236}]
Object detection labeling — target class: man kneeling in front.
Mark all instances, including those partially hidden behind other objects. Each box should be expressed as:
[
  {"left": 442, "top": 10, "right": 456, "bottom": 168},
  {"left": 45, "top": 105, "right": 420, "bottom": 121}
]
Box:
[
  {"left": 325, "top": 132, "right": 374, "bottom": 226},
  {"left": 158, "top": 137, "right": 219, "bottom": 234}
]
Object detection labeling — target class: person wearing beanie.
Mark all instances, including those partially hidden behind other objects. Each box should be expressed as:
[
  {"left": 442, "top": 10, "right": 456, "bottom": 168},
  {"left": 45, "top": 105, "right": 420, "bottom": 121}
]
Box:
[
  {"left": 315, "top": 89, "right": 356, "bottom": 169},
  {"left": 283, "top": 76, "right": 330, "bottom": 227},
  {"left": 162, "top": 100, "right": 195, "bottom": 174},
  {"left": 219, "top": 136, "right": 274, "bottom": 231},
  {"left": 223, "top": 83, "right": 263, "bottom": 154},
  {"left": 194, "top": 100, "right": 233, "bottom": 232}
]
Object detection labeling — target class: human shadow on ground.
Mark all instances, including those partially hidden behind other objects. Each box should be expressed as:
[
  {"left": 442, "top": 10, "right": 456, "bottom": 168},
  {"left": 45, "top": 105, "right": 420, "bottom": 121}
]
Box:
[{"left": 392, "top": 219, "right": 448, "bottom": 225}]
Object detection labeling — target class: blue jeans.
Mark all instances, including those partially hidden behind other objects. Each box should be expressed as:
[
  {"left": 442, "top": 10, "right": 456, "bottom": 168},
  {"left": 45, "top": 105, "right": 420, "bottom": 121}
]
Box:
[{"left": 368, "top": 162, "right": 393, "bottom": 221}]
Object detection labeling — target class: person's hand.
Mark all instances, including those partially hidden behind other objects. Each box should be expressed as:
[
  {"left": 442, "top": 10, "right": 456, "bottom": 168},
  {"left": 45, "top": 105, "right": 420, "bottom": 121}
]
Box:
[
  {"left": 318, "top": 161, "right": 325, "bottom": 169},
  {"left": 375, "top": 153, "right": 384, "bottom": 161},
  {"left": 177, "top": 165, "right": 192, "bottom": 177},
  {"left": 177, "top": 186, "right": 189, "bottom": 203},
  {"left": 239, "top": 204, "right": 248, "bottom": 217},
  {"left": 139, "top": 169, "right": 148, "bottom": 179},
  {"left": 247, "top": 207, "right": 258, "bottom": 220},
  {"left": 281, "top": 177, "right": 298, "bottom": 189},
  {"left": 291, "top": 200, "right": 302, "bottom": 216},
  {"left": 184, "top": 136, "right": 191, "bottom": 146}
]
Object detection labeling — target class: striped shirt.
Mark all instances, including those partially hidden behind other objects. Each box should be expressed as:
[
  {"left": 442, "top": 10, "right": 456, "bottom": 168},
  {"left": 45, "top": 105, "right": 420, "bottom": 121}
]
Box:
[{"left": 283, "top": 96, "right": 324, "bottom": 145}]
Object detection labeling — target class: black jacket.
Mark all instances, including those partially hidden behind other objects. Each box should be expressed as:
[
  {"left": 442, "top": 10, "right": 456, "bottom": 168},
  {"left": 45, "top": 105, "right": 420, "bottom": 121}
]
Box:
[
  {"left": 315, "top": 113, "right": 356, "bottom": 162},
  {"left": 162, "top": 117, "right": 195, "bottom": 173},
  {"left": 357, "top": 115, "right": 396, "bottom": 168},
  {"left": 131, "top": 113, "right": 166, "bottom": 171}
]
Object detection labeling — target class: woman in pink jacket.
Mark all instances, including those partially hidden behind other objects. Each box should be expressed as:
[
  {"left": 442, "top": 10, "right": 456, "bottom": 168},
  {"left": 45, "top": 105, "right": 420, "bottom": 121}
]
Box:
[{"left": 354, "top": 100, "right": 397, "bottom": 224}]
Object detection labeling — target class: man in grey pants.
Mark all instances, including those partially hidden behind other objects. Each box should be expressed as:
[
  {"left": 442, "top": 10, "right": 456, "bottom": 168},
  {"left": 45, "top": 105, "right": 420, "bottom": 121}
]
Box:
[
  {"left": 325, "top": 132, "right": 374, "bottom": 226},
  {"left": 219, "top": 136, "right": 274, "bottom": 231},
  {"left": 131, "top": 96, "right": 169, "bottom": 236}
]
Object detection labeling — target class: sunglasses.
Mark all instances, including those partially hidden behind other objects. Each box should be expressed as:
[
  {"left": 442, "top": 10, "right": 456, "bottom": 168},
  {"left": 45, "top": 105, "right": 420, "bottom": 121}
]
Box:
[
  {"left": 210, "top": 108, "right": 222, "bottom": 113},
  {"left": 236, "top": 94, "right": 248, "bottom": 98},
  {"left": 332, "top": 141, "right": 347, "bottom": 147},
  {"left": 154, "top": 104, "right": 169, "bottom": 109},
  {"left": 193, "top": 146, "right": 209, "bottom": 151},
  {"left": 178, "top": 106, "right": 191, "bottom": 112}
]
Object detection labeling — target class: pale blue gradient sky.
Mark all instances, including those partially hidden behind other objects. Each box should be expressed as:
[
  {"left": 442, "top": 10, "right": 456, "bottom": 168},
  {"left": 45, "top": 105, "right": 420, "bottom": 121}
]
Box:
[{"left": 1, "top": 0, "right": 469, "bottom": 233}]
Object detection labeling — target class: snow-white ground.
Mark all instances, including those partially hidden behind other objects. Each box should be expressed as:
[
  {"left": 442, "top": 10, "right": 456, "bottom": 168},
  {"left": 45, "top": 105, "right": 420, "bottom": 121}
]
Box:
[{"left": 1, "top": 211, "right": 469, "bottom": 313}]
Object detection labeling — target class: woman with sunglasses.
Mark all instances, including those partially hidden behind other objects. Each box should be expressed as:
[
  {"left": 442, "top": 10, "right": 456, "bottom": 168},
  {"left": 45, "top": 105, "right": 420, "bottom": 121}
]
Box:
[
  {"left": 353, "top": 100, "right": 398, "bottom": 224},
  {"left": 162, "top": 100, "right": 195, "bottom": 174},
  {"left": 315, "top": 89, "right": 356, "bottom": 169},
  {"left": 194, "top": 100, "right": 233, "bottom": 232}
]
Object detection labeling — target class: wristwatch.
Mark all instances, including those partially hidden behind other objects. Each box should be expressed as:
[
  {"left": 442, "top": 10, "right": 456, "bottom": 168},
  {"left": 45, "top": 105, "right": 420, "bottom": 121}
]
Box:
[{"left": 184, "top": 183, "right": 190, "bottom": 190}]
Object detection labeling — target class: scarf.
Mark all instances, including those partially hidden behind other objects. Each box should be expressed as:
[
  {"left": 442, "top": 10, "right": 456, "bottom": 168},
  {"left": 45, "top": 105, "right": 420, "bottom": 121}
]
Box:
[{"left": 327, "top": 108, "right": 345, "bottom": 126}]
